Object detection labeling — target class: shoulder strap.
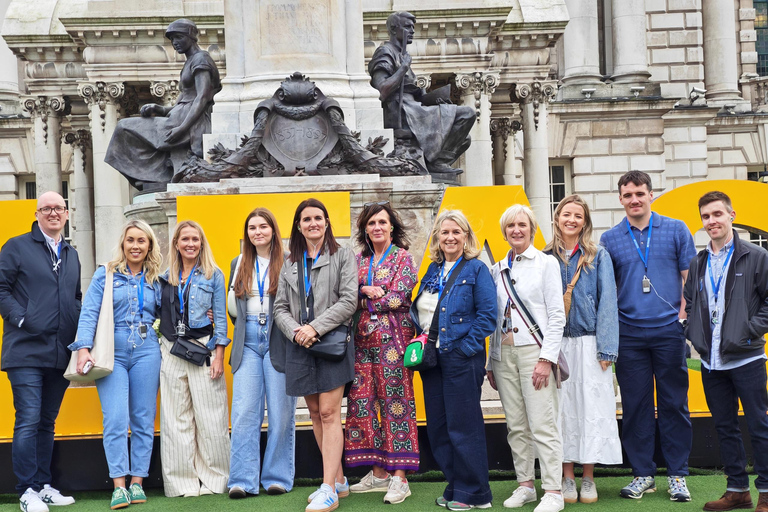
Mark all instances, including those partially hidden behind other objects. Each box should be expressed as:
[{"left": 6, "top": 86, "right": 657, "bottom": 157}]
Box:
[
  {"left": 427, "top": 258, "right": 469, "bottom": 342},
  {"left": 500, "top": 268, "right": 544, "bottom": 347},
  {"left": 296, "top": 256, "right": 309, "bottom": 325},
  {"left": 229, "top": 255, "right": 242, "bottom": 292}
]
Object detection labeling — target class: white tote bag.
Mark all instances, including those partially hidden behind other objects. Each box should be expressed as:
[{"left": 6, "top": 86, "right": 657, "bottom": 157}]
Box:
[{"left": 65, "top": 267, "right": 115, "bottom": 382}]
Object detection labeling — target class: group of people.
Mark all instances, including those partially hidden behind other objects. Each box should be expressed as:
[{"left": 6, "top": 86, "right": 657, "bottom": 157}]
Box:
[{"left": 1, "top": 169, "right": 767, "bottom": 512}]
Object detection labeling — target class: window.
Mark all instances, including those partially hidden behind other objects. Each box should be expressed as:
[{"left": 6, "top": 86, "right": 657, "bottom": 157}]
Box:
[
  {"left": 757, "top": 1, "right": 768, "bottom": 76},
  {"left": 549, "top": 162, "right": 571, "bottom": 213}
]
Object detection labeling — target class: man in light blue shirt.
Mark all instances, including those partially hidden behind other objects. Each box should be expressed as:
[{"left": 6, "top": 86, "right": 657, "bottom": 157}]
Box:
[{"left": 684, "top": 191, "right": 768, "bottom": 512}]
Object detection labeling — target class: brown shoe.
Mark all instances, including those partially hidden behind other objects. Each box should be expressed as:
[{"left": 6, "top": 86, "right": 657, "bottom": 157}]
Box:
[
  {"left": 756, "top": 492, "right": 768, "bottom": 512},
  {"left": 703, "top": 491, "right": 753, "bottom": 511}
]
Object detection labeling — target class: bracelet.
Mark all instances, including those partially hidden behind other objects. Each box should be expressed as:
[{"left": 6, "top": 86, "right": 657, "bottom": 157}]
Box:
[{"left": 538, "top": 358, "right": 551, "bottom": 363}]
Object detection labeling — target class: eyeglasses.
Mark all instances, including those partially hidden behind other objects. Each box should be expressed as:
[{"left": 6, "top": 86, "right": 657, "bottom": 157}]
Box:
[
  {"left": 363, "top": 201, "right": 390, "bottom": 208},
  {"left": 38, "top": 206, "right": 67, "bottom": 215}
]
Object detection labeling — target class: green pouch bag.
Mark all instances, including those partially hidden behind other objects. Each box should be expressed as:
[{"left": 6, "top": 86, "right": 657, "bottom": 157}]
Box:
[{"left": 404, "top": 333, "right": 435, "bottom": 371}]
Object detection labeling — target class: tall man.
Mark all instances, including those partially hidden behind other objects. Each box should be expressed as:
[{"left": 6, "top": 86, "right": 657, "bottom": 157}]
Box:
[
  {"left": 0, "top": 192, "right": 81, "bottom": 512},
  {"left": 684, "top": 191, "right": 768, "bottom": 512},
  {"left": 600, "top": 171, "right": 696, "bottom": 502}
]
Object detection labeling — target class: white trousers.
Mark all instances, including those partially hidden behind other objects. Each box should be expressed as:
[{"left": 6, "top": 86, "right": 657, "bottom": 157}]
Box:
[
  {"left": 494, "top": 344, "right": 563, "bottom": 491},
  {"left": 159, "top": 338, "right": 230, "bottom": 497}
]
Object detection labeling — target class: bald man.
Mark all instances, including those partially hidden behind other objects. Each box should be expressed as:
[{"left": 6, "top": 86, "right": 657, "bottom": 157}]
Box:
[{"left": 0, "top": 191, "right": 81, "bottom": 512}]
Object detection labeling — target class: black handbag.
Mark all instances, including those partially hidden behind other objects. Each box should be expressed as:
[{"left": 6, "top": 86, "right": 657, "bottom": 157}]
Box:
[
  {"left": 296, "top": 254, "right": 349, "bottom": 362},
  {"left": 170, "top": 337, "right": 210, "bottom": 366}
]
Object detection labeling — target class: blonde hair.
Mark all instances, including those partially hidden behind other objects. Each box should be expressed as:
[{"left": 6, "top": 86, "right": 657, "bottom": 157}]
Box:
[
  {"left": 167, "top": 220, "right": 220, "bottom": 285},
  {"left": 544, "top": 194, "right": 598, "bottom": 268},
  {"left": 427, "top": 210, "right": 481, "bottom": 263},
  {"left": 499, "top": 204, "right": 538, "bottom": 243},
  {"left": 107, "top": 219, "right": 163, "bottom": 284}
]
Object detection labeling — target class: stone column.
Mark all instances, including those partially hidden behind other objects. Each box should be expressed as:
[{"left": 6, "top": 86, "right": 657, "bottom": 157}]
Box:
[
  {"left": 78, "top": 81, "right": 130, "bottom": 265},
  {"left": 150, "top": 80, "right": 180, "bottom": 108},
  {"left": 455, "top": 71, "right": 500, "bottom": 186},
  {"left": 611, "top": 0, "right": 651, "bottom": 83},
  {"left": 491, "top": 117, "right": 522, "bottom": 186},
  {"left": 64, "top": 129, "right": 95, "bottom": 289},
  {"left": 562, "top": 0, "right": 602, "bottom": 84},
  {"left": 702, "top": 0, "right": 743, "bottom": 103},
  {"left": 22, "top": 95, "right": 67, "bottom": 195},
  {"left": 515, "top": 81, "right": 556, "bottom": 240}
]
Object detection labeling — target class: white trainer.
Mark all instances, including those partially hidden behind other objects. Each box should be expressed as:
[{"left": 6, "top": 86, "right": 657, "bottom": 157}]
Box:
[
  {"left": 534, "top": 493, "right": 565, "bottom": 512},
  {"left": 383, "top": 476, "right": 411, "bottom": 504},
  {"left": 38, "top": 485, "right": 74, "bottom": 506},
  {"left": 580, "top": 478, "right": 598, "bottom": 504},
  {"left": 20, "top": 488, "right": 49, "bottom": 512},
  {"left": 503, "top": 486, "right": 537, "bottom": 508},
  {"left": 306, "top": 483, "right": 339, "bottom": 512},
  {"left": 562, "top": 478, "right": 577, "bottom": 504},
  {"left": 350, "top": 470, "right": 391, "bottom": 493}
]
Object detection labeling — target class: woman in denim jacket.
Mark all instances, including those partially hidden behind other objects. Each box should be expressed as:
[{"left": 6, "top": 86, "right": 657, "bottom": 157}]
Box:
[
  {"left": 408, "top": 210, "right": 497, "bottom": 511},
  {"left": 70, "top": 220, "right": 163, "bottom": 509},
  {"left": 544, "top": 195, "right": 621, "bottom": 504},
  {"left": 157, "top": 220, "right": 230, "bottom": 497}
]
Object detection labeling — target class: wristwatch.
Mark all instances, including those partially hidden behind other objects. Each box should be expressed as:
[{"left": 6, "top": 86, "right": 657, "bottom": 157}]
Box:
[{"left": 679, "top": 318, "right": 688, "bottom": 327}]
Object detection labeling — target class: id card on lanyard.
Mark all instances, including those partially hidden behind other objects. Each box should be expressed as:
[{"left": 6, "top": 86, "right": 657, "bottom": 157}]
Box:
[
  {"left": 626, "top": 213, "right": 653, "bottom": 293},
  {"left": 128, "top": 268, "right": 147, "bottom": 340},
  {"left": 367, "top": 244, "right": 393, "bottom": 321},
  {"left": 303, "top": 250, "right": 321, "bottom": 319},
  {"left": 177, "top": 266, "right": 195, "bottom": 337},
  {"left": 707, "top": 243, "right": 734, "bottom": 325},
  {"left": 256, "top": 258, "right": 268, "bottom": 325}
]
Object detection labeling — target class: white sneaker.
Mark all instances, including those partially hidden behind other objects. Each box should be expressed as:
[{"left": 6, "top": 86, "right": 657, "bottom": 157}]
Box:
[
  {"left": 534, "top": 493, "right": 565, "bottom": 512},
  {"left": 38, "top": 485, "right": 74, "bottom": 506},
  {"left": 308, "top": 479, "right": 349, "bottom": 503},
  {"left": 20, "top": 488, "right": 49, "bottom": 512},
  {"left": 504, "top": 486, "right": 537, "bottom": 508},
  {"left": 306, "top": 483, "right": 339, "bottom": 512},
  {"left": 383, "top": 476, "right": 411, "bottom": 504},
  {"left": 199, "top": 485, "right": 214, "bottom": 496},
  {"left": 350, "top": 470, "right": 391, "bottom": 493},
  {"left": 580, "top": 478, "right": 598, "bottom": 504},
  {"left": 562, "top": 478, "right": 577, "bottom": 504}
]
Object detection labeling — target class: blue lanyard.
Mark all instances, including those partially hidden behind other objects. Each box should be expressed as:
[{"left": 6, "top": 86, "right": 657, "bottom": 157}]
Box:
[
  {"left": 178, "top": 266, "right": 196, "bottom": 316},
  {"left": 626, "top": 213, "right": 653, "bottom": 272},
  {"left": 707, "top": 243, "right": 735, "bottom": 303},
  {"left": 367, "top": 244, "right": 394, "bottom": 286},
  {"left": 438, "top": 256, "right": 463, "bottom": 300},
  {"left": 255, "top": 258, "right": 268, "bottom": 305},
  {"left": 128, "top": 268, "right": 145, "bottom": 321},
  {"left": 303, "top": 250, "right": 321, "bottom": 298}
]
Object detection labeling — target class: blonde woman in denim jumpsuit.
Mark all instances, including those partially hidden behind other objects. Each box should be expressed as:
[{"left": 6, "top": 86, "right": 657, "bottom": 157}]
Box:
[{"left": 70, "top": 220, "right": 163, "bottom": 510}]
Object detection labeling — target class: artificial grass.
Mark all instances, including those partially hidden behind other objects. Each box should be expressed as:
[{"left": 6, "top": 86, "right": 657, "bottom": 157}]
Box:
[{"left": 0, "top": 474, "right": 760, "bottom": 512}]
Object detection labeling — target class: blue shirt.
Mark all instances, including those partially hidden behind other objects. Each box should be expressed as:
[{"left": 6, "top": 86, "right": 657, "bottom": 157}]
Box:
[{"left": 600, "top": 213, "right": 696, "bottom": 328}]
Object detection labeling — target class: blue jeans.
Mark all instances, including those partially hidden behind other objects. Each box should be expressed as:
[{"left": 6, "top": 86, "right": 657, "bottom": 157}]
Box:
[
  {"left": 6, "top": 367, "right": 70, "bottom": 495},
  {"left": 95, "top": 327, "right": 161, "bottom": 478},
  {"left": 421, "top": 348, "right": 492, "bottom": 505},
  {"left": 616, "top": 321, "right": 691, "bottom": 476},
  {"left": 229, "top": 316, "right": 297, "bottom": 493},
  {"left": 702, "top": 358, "right": 768, "bottom": 491}
]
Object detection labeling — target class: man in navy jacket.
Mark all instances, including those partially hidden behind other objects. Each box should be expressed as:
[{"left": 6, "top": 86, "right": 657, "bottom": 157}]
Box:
[{"left": 0, "top": 191, "right": 81, "bottom": 512}]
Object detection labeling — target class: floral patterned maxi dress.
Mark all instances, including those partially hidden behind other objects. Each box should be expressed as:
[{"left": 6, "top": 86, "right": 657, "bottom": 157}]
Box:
[{"left": 344, "top": 247, "right": 420, "bottom": 471}]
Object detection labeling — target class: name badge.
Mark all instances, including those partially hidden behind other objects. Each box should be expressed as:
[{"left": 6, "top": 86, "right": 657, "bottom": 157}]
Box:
[
  {"left": 175, "top": 321, "right": 186, "bottom": 337},
  {"left": 258, "top": 312, "right": 267, "bottom": 325},
  {"left": 138, "top": 323, "right": 147, "bottom": 339},
  {"left": 642, "top": 276, "right": 651, "bottom": 294}
]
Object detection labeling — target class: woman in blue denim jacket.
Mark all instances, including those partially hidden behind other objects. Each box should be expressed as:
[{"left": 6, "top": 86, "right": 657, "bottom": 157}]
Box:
[
  {"left": 408, "top": 210, "right": 497, "bottom": 511},
  {"left": 157, "top": 220, "right": 230, "bottom": 497},
  {"left": 70, "top": 220, "right": 163, "bottom": 509},
  {"left": 543, "top": 195, "right": 621, "bottom": 504}
]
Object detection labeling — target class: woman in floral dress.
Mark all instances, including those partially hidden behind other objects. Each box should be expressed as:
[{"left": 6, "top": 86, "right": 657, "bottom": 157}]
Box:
[{"left": 344, "top": 202, "right": 419, "bottom": 504}]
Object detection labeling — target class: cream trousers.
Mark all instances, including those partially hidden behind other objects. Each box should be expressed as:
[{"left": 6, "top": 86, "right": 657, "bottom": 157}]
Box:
[
  {"left": 494, "top": 344, "right": 563, "bottom": 491},
  {"left": 159, "top": 338, "right": 230, "bottom": 497}
]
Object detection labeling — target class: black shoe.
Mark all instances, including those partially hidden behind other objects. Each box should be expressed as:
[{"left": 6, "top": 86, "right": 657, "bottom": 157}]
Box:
[
  {"left": 267, "top": 485, "right": 287, "bottom": 496},
  {"left": 229, "top": 486, "right": 247, "bottom": 499}
]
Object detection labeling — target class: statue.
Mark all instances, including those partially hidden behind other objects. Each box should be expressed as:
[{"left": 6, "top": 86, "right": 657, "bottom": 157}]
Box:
[
  {"left": 175, "top": 72, "right": 425, "bottom": 181},
  {"left": 105, "top": 19, "right": 222, "bottom": 190},
  {"left": 368, "top": 11, "right": 476, "bottom": 177}
]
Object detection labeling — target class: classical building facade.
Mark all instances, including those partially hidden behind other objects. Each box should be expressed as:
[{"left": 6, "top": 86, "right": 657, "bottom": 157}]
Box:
[{"left": 1, "top": 0, "right": 767, "bottom": 287}]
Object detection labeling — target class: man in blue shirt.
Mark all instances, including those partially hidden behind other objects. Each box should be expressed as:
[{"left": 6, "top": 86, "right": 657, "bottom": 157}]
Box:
[
  {"left": 600, "top": 171, "right": 696, "bottom": 502},
  {"left": 683, "top": 191, "right": 768, "bottom": 512}
]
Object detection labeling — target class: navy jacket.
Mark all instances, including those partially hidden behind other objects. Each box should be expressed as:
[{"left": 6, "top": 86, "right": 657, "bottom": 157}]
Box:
[{"left": 0, "top": 222, "right": 82, "bottom": 370}]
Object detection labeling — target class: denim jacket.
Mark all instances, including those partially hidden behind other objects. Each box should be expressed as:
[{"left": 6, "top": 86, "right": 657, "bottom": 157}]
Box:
[
  {"left": 409, "top": 257, "right": 497, "bottom": 358},
  {"left": 160, "top": 267, "right": 230, "bottom": 350},
  {"left": 545, "top": 245, "right": 619, "bottom": 362},
  {"left": 69, "top": 265, "right": 162, "bottom": 350}
]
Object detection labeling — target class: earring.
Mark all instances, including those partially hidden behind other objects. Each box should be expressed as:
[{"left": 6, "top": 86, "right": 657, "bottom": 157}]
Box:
[{"left": 390, "top": 227, "right": 394, "bottom": 232}]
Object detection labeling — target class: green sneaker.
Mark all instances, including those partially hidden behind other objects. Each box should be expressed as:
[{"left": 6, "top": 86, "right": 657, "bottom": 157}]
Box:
[
  {"left": 436, "top": 496, "right": 448, "bottom": 507},
  {"left": 110, "top": 487, "right": 131, "bottom": 510},
  {"left": 129, "top": 483, "right": 147, "bottom": 504}
]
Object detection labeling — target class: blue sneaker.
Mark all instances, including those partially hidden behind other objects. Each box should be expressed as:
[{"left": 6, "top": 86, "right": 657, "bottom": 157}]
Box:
[
  {"left": 620, "top": 476, "right": 656, "bottom": 499},
  {"left": 667, "top": 476, "right": 691, "bottom": 502},
  {"left": 306, "top": 483, "right": 338, "bottom": 512},
  {"left": 307, "top": 479, "right": 348, "bottom": 503}
]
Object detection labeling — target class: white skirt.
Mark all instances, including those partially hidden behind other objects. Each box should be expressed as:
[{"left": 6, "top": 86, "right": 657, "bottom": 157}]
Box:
[{"left": 559, "top": 335, "right": 623, "bottom": 465}]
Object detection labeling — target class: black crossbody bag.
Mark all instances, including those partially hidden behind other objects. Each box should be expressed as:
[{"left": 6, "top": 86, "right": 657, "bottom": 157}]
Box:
[
  {"left": 296, "top": 255, "right": 349, "bottom": 362},
  {"left": 168, "top": 283, "right": 211, "bottom": 367}
]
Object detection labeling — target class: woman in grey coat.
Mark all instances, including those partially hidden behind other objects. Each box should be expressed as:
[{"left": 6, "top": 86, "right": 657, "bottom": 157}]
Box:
[
  {"left": 274, "top": 198, "right": 358, "bottom": 512},
  {"left": 227, "top": 208, "right": 297, "bottom": 499}
]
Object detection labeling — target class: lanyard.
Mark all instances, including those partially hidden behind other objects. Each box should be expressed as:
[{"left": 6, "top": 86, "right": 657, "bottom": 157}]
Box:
[
  {"left": 178, "top": 266, "right": 196, "bottom": 316},
  {"left": 367, "top": 243, "right": 394, "bottom": 286},
  {"left": 438, "top": 256, "right": 463, "bottom": 300},
  {"left": 707, "top": 243, "right": 735, "bottom": 303},
  {"left": 128, "top": 268, "right": 145, "bottom": 320},
  {"left": 51, "top": 241, "right": 62, "bottom": 272},
  {"left": 303, "top": 250, "right": 321, "bottom": 298},
  {"left": 626, "top": 213, "right": 653, "bottom": 272},
  {"left": 255, "top": 257, "right": 268, "bottom": 305}
]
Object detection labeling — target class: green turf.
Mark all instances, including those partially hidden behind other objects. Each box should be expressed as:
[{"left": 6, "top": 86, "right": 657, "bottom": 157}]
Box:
[
  {"left": 0, "top": 474, "right": 761, "bottom": 512},
  {"left": 687, "top": 358, "right": 702, "bottom": 372}
]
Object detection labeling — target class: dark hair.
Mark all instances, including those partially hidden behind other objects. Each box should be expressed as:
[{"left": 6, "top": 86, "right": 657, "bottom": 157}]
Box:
[
  {"left": 355, "top": 203, "right": 410, "bottom": 257},
  {"left": 617, "top": 170, "right": 653, "bottom": 193},
  {"left": 288, "top": 198, "right": 340, "bottom": 263},
  {"left": 698, "top": 191, "right": 733, "bottom": 212},
  {"left": 235, "top": 208, "right": 284, "bottom": 298},
  {"left": 386, "top": 11, "right": 416, "bottom": 37}
]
